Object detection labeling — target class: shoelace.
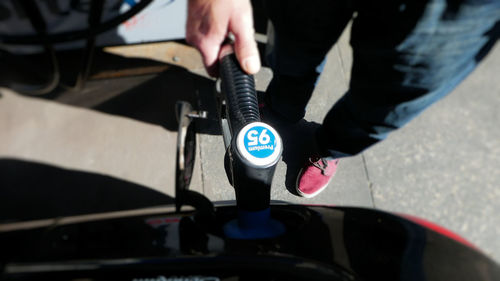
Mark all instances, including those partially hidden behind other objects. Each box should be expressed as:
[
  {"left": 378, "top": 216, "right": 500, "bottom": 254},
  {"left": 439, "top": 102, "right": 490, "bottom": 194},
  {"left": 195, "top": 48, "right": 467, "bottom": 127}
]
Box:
[{"left": 310, "top": 157, "right": 329, "bottom": 175}]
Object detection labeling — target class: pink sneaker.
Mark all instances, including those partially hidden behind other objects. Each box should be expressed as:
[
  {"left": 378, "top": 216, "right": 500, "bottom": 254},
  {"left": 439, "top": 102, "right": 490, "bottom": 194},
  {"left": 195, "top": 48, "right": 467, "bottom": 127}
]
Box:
[{"left": 296, "top": 157, "right": 339, "bottom": 198}]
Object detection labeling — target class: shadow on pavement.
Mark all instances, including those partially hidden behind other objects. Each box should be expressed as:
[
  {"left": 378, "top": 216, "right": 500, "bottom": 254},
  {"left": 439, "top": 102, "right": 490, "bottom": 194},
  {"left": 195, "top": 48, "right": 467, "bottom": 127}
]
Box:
[
  {"left": 1, "top": 48, "right": 222, "bottom": 135},
  {"left": 0, "top": 158, "right": 175, "bottom": 223},
  {"left": 264, "top": 113, "right": 321, "bottom": 195},
  {"left": 92, "top": 64, "right": 221, "bottom": 135}
]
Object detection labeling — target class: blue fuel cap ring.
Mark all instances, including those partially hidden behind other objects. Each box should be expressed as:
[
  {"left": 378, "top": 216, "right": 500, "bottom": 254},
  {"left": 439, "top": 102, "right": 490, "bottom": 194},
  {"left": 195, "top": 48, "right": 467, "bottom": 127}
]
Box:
[{"left": 236, "top": 122, "right": 282, "bottom": 167}]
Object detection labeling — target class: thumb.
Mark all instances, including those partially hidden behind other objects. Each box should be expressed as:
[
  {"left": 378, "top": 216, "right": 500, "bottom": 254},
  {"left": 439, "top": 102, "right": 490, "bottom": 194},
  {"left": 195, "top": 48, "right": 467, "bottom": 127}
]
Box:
[{"left": 230, "top": 13, "right": 261, "bottom": 74}]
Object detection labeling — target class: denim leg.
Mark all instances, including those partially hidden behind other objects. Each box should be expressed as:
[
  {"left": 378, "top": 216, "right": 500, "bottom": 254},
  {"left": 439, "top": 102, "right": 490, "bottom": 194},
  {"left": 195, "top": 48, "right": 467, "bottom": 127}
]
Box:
[
  {"left": 319, "top": 0, "right": 500, "bottom": 158},
  {"left": 264, "top": 0, "right": 354, "bottom": 122}
]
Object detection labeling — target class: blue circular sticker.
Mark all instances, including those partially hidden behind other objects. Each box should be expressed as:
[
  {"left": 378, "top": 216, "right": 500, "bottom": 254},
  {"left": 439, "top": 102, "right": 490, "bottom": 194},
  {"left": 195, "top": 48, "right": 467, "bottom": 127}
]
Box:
[
  {"left": 237, "top": 122, "right": 282, "bottom": 167},
  {"left": 243, "top": 126, "right": 277, "bottom": 158}
]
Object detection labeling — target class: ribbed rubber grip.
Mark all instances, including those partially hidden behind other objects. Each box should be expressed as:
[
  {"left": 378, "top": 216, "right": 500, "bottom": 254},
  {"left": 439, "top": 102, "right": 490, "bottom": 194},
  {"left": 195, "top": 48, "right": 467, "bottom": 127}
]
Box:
[{"left": 219, "top": 54, "right": 260, "bottom": 134}]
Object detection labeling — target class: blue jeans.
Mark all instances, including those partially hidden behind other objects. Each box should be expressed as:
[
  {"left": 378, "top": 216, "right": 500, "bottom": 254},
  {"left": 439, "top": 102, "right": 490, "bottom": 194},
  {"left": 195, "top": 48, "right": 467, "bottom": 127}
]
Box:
[{"left": 264, "top": 0, "right": 500, "bottom": 158}]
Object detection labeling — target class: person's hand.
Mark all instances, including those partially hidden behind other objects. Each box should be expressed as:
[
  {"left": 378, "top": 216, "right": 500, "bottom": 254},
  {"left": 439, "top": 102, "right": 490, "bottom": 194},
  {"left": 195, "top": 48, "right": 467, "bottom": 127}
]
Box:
[{"left": 186, "top": 0, "right": 261, "bottom": 76}]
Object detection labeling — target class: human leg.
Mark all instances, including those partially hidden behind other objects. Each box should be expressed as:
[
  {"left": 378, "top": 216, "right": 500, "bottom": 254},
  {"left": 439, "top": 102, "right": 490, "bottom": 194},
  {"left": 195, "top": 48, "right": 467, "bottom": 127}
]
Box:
[
  {"left": 296, "top": 0, "right": 500, "bottom": 197},
  {"left": 319, "top": 0, "right": 500, "bottom": 158},
  {"left": 264, "top": 0, "right": 354, "bottom": 122},
  {"left": 263, "top": 0, "right": 355, "bottom": 197}
]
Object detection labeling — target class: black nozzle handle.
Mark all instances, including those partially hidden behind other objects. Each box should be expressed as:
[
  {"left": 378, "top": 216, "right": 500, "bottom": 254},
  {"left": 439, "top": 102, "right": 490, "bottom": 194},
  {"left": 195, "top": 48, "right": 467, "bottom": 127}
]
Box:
[{"left": 219, "top": 54, "right": 260, "bottom": 136}]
